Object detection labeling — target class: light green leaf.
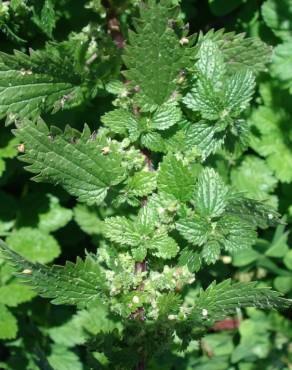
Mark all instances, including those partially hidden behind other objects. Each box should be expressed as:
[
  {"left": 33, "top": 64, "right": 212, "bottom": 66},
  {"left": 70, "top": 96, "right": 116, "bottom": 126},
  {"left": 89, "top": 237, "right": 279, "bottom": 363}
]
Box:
[
  {"left": 262, "top": 0, "right": 292, "bottom": 41},
  {"left": 231, "top": 156, "right": 277, "bottom": 203},
  {"left": 274, "top": 276, "right": 292, "bottom": 294},
  {"left": 218, "top": 215, "right": 257, "bottom": 252},
  {"left": 158, "top": 153, "right": 196, "bottom": 202},
  {"left": 152, "top": 102, "right": 182, "bottom": 130},
  {"left": 15, "top": 121, "right": 126, "bottom": 205},
  {"left": 0, "top": 283, "right": 36, "bottom": 307},
  {"left": 103, "top": 216, "right": 145, "bottom": 246},
  {"left": 194, "top": 168, "right": 229, "bottom": 218},
  {"left": 0, "top": 45, "right": 84, "bottom": 121},
  {"left": 198, "top": 29, "right": 272, "bottom": 73},
  {"left": 74, "top": 204, "right": 102, "bottom": 235},
  {"left": 38, "top": 194, "right": 73, "bottom": 233},
  {"left": 101, "top": 109, "right": 138, "bottom": 137},
  {"left": 176, "top": 215, "right": 211, "bottom": 246},
  {"left": 150, "top": 233, "right": 179, "bottom": 259},
  {"left": 0, "top": 304, "right": 18, "bottom": 339},
  {"left": 48, "top": 345, "right": 82, "bottom": 370},
  {"left": 249, "top": 106, "right": 292, "bottom": 182},
  {"left": 126, "top": 170, "right": 157, "bottom": 197},
  {"left": 6, "top": 227, "right": 60, "bottom": 264},
  {"left": 271, "top": 42, "right": 292, "bottom": 93},
  {"left": 201, "top": 240, "right": 221, "bottom": 265}
]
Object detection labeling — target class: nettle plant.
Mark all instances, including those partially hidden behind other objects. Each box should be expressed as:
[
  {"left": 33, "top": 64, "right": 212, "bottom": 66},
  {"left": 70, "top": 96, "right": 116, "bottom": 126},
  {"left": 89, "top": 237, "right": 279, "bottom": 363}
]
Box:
[{"left": 0, "top": 1, "right": 291, "bottom": 369}]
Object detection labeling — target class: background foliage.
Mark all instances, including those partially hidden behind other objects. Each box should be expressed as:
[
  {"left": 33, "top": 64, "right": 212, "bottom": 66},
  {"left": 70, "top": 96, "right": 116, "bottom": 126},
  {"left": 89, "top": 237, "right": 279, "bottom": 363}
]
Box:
[{"left": 0, "top": 0, "right": 291, "bottom": 369}]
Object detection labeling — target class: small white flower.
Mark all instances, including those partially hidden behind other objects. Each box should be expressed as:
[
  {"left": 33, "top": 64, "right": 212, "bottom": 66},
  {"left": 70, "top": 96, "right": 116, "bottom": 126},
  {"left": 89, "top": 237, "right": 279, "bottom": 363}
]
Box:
[
  {"left": 132, "top": 295, "right": 140, "bottom": 304},
  {"left": 202, "top": 309, "right": 208, "bottom": 317}
]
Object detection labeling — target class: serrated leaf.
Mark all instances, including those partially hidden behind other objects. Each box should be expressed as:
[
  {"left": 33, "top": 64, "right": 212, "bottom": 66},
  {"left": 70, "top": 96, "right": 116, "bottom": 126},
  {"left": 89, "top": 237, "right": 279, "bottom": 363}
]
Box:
[
  {"left": 176, "top": 214, "right": 211, "bottom": 246},
  {"left": 123, "top": 1, "right": 192, "bottom": 111},
  {"left": 125, "top": 170, "right": 157, "bottom": 197},
  {"left": 150, "top": 233, "right": 179, "bottom": 259},
  {"left": 152, "top": 102, "right": 182, "bottom": 130},
  {"left": 32, "top": 0, "right": 56, "bottom": 38},
  {"left": 0, "top": 45, "right": 84, "bottom": 121},
  {"left": 178, "top": 248, "right": 201, "bottom": 272},
  {"left": 218, "top": 215, "right": 257, "bottom": 252},
  {"left": 0, "top": 240, "right": 108, "bottom": 308},
  {"left": 157, "top": 292, "right": 182, "bottom": 317},
  {"left": 15, "top": 121, "right": 126, "bottom": 205},
  {"left": 185, "top": 121, "right": 225, "bottom": 159},
  {"left": 194, "top": 168, "right": 229, "bottom": 218},
  {"left": 190, "top": 279, "right": 291, "bottom": 326},
  {"left": 141, "top": 131, "right": 166, "bottom": 152},
  {"left": 158, "top": 153, "right": 196, "bottom": 202},
  {"left": 201, "top": 240, "right": 221, "bottom": 265},
  {"left": 6, "top": 227, "right": 60, "bottom": 264},
  {"left": 198, "top": 29, "right": 272, "bottom": 73},
  {"left": 103, "top": 216, "right": 145, "bottom": 246},
  {"left": 0, "top": 304, "right": 18, "bottom": 339},
  {"left": 101, "top": 109, "right": 138, "bottom": 137}
]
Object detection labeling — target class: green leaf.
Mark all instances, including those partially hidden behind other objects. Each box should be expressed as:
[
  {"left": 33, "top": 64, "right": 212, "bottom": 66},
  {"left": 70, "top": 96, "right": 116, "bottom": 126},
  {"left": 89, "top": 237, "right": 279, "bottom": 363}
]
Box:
[
  {"left": 6, "top": 227, "right": 60, "bottom": 264},
  {"left": 123, "top": 1, "right": 192, "bottom": 111},
  {"left": 15, "top": 121, "right": 126, "bottom": 205},
  {"left": 149, "top": 232, "right": 179, "bottom": 259},
  {"left": 194, "top": 168, "right": 229, "bottom": 218},
  {"left": 271, "top": 43, "right": 292, "bottom": 93},
  {"left": 231, "top": 156, "right": 277, "bottom": 203},
  {"left": 198, "top": 29, "right": 272, "bottom": 73},
  {"left": 176, "top": 215, "right": 211, "bottom": 246},
  {"left": 32, "top": 0, "right": 56, "bottom": 38},
  {"left": 190, "top": 279, "right": 291, "bottom": 326},
  {"left": 157, "top": 292, "right": 182, "bottom": 317},
  {"left": 74, "top": 204, "right": 103, "bottom": 235},
  {"left": 101, "top": 109, "right": 138, "bottom": 137},
  {"left": 249, "top": 106, "right": 292, "bottom": 182},
  {"left": 178, "top": 248, "right": 201, "bottom": 273},
  {"left": 0, "top": 45, "right": 84, "bottom": 121},
  {"left": 0, "top": 283, "right": 36, "bottom": 307},
  {"left": 284, "top": 250, "right": 292, "bottom": 270},
  {"left": 152, "top": 102, "right": 182, "bottom": 130},
  {"left": 201, "top": 240, "right": 221, "bottom": 265},
  {"left": 125, "top": 170, "right": 157, "bottom": 197},
  {"left": 0, "top": 240, "right": 108, "bottom": 308},
  {"left": 0, "top": 304, "right": 18, "bottom": 339},
  {"left": 209, "top": 0, "right": 243, "bottom": 16},
  {"left": 262, "top": 0, "right": 292, "bottom": 41},
  {"left": 38, "top": 194, "right": 73, "bottom": 233},
  {"left": 48, "top": 345, "right": 82, "bottom": 370},
  {"left": 217, "top": 215, "right": 257, "bottom": 252},
  {"left": 103, "top": 216, "right": 144, "bottom": 246},
  {"left": 274, "top": 276, "right": 292, "bottom": 294},
  {"left": 158, "top": 153, "right": 196, "bottom": 202}
]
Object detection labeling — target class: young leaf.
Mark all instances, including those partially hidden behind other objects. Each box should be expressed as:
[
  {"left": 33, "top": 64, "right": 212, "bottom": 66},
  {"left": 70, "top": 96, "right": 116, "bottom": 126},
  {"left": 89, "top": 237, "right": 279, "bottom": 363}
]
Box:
[
  {"left": 158, "top": 153, "right": 196, "bottom": 202},
  {"left": 194, "top": 168, "right": 229, "bottom": 218}
]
